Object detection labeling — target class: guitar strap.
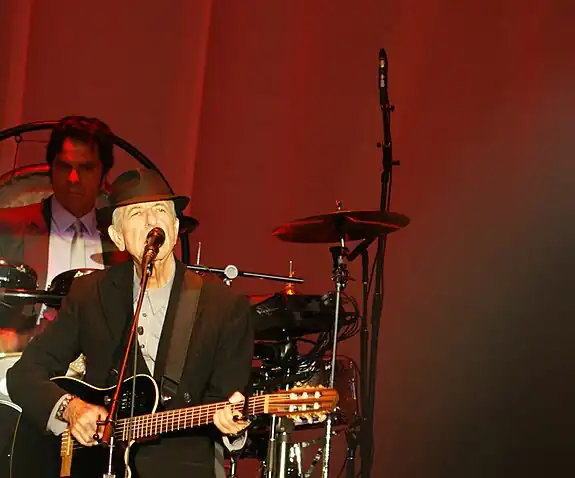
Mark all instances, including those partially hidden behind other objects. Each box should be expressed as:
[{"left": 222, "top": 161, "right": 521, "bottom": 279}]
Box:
[{"left": 160, "top": 270, "right": 203, "bottom": 401}]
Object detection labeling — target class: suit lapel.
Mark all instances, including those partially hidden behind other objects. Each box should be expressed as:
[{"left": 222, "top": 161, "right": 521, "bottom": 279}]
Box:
[
  {"left": 23, "top": 198, "right": 51, "bottom": 289},
  {"left": 100, "top": 261, "right": 153, "bottom": 378},
  {"left": 99, "top": 261, "right": 134, "bottom": 349},
  {"left": 153, "top": 261, "right": 192, "bottom": 383}
]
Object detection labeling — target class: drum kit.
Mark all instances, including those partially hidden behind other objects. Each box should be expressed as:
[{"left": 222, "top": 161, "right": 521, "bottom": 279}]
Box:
[
  {"left": 204, "top": 202, "right": 409, "bottom": 478},
  {"left": 0, "top": 203, "right": 409, "bottom": 478}
]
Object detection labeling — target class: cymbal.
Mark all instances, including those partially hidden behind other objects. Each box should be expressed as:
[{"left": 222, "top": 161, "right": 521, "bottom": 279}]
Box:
[{"left": 272, "top": 210, "right": 410, "bottom": 243}]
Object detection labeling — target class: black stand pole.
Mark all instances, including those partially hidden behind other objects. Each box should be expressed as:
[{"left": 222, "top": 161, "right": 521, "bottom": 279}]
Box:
[
  {"left": 345, "top": 424, "right": 359, "bottom": 478},
  {"left": 99, "top": 254, "right": 155, "bottom": 476},
  {"left": 358, "top": 47, "right": 399, "bottom": 478}
]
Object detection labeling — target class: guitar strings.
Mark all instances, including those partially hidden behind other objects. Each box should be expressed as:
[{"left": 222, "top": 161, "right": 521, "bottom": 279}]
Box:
[{"left": 63, "top": 393, "right": 334, "bottom": 452}]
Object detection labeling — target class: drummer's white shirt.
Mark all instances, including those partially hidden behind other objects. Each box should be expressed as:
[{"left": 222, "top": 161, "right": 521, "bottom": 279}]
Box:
[{"left": 46, "top": 197, "right": 105, "bottom": 289}]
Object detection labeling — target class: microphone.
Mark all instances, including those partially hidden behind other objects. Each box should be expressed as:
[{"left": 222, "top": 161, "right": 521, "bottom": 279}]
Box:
[
  {"left": 379, "top": 48, "right": 388, "bottom": 107},
  {"left": 143, "top": 227, "right": 166, "bottom": 262}
]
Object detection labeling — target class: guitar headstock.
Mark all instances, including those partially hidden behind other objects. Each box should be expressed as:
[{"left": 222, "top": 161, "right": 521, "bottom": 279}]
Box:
[{"left": 265, "top": 387, "right": 339, "bottom": 424}]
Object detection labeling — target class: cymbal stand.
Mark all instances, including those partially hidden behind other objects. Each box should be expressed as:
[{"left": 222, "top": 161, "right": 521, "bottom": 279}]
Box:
[
  {"left": 265, "top": 342, "right": 298, "bottom": 478},
  {"left": 321, "top": 238, "right": 349, "bottom": 478},
  {"left": 228, "top": 454, "right": 239, "bottom": 478},
  {"left": 290, "top": 443, "right": 304, "bottom": 476},
  {"left": 277, "top": 418, "right": 295, "bottom": 478},
  {"left": 265, "top": 415, "right": 279, "bottom": 478}
]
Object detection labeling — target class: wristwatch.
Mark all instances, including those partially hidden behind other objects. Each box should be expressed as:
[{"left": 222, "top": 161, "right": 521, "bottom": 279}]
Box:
[{"left": 55, "top": 394, "right": 77, "bottom": 422}]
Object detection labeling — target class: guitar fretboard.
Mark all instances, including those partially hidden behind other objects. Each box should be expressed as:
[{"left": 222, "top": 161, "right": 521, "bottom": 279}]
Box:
[{"left": 115, "top": 395, "right": 271, "bottom": 441}]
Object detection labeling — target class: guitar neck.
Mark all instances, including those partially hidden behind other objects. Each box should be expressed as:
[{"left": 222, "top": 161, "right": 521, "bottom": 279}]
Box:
[{"left": 114, "top": 395, "right": 269, "bottom": 441}]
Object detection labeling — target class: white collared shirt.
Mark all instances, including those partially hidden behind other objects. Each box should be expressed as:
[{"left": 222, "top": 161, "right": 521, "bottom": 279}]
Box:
[{"left": 46, "top": 197, "right": 104, "bottom": 289}]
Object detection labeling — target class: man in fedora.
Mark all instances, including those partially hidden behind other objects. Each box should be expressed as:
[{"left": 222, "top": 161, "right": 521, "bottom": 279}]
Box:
[{"left": 7, "top": 169, "right": 254, "bottom": 478}]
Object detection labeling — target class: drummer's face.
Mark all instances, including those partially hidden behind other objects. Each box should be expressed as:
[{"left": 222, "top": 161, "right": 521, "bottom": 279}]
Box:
[
  {"left": 109, "top": 201, "right": 179, "bottom": 263},
  {"left": 51, "top": 138, "right": 103, "bottom": 218}
]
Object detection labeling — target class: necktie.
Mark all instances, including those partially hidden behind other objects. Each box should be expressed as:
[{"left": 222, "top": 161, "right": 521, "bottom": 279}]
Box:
[{"left": 70, "top": 220, "right": 86, "bottom": 269}]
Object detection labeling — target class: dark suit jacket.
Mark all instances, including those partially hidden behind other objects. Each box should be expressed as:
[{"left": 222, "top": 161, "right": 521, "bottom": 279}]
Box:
[
  {"left": 0, "top": 196, "right": 126, "bottom": 289},
  {"left": 6, "top": 260, "right": 254, "bottom": 478}
]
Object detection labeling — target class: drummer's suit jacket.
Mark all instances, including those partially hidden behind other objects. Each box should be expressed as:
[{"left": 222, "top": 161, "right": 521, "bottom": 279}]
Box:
[
  {"left": 7, "top": 260, "right": 254, "bottom": 478},
  {"left": 0, "top": 196, "right": 127, "bottom": 289}
]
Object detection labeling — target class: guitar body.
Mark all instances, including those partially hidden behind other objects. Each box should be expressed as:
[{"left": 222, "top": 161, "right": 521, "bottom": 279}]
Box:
[{"left": 9, "top": 374, "right": 159, "bottom": 478}]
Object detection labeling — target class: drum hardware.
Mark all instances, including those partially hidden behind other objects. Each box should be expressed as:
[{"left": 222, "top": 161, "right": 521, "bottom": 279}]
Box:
[
  {"left": 0, "top": 289, "right": 64, "bottom": 308},
  {"left": 47, "top": 268, "right": 99, "bottom": 297},
  {"left": 0, "top": 267, "right": 99, "bottom": 313},
  {"left": 227, "top": 453, "right": 239, "bottom": 478},
  {"left": 284, "top": 261, "right": 296, "bottom": 296},
  {"left": 250, "top": 292, "right": 355, "bottom": 342},
  {"left": 290, "top": 428, "right": 340, "bottom": 478},
  {"left": 270, "top": 202, "right": 409, "bottom": 477},
  {"left": 0, "top": 260, "right": 39, "bottom": 331},
  {"left": 195, "top": 241, "right": 202, "bottom": 265},
  {"left": 261, "top": 356, "right": 357, "bottom": 477}
]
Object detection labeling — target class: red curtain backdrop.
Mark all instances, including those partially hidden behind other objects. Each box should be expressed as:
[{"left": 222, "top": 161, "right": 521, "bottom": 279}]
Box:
[{"left": 1, "top": 0, "right": 575, "bottom": 476}]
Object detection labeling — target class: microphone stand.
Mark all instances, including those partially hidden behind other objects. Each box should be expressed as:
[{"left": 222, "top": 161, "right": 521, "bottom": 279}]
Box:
[
  {"left": 186, "top": 264, "right": 304, "bottom": 285},
  {"left": 100, "top": 252, "right": 155, "bottom": 477},
  {"left": 359, "top": 47, "right": 399, "bottom": 478}
]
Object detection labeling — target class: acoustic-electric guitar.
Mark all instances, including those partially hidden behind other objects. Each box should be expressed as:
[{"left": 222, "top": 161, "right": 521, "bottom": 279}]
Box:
[{"left": 7, "top": 374, "right": 339, "bottom": 478}]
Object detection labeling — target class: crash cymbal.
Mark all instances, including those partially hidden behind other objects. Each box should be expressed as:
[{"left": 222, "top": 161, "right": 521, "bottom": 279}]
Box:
[{"left": 272, "top": 210, "right": 410, "bottom": 243}]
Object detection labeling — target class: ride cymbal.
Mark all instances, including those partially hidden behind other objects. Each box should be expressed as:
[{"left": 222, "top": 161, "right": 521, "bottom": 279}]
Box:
[{"left": 272, "top": 210, "right": 409, "bottom": 243}]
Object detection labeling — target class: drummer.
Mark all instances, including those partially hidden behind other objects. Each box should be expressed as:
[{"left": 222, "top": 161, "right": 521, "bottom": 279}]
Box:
[{"left": 0, "top": 116, "right": 128, "bottom": 352}]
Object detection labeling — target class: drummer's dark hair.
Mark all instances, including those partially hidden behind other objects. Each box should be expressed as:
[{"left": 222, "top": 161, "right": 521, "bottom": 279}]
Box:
[{"left": 46, "top": 116, "right": 114, "bottom": 179}]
